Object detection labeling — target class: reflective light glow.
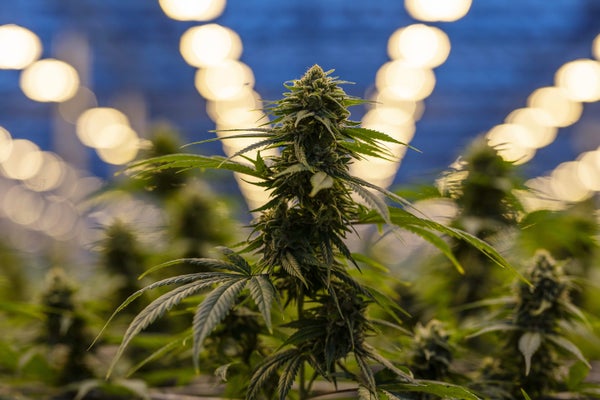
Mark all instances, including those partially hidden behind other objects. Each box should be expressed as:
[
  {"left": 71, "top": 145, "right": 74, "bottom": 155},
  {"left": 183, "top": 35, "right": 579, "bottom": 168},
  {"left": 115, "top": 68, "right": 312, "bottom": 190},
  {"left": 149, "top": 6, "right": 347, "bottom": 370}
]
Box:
[
  {"left": 195, "top": 60, "right": 254, "bottom": 100},
  {"left": 0, "top": 126, "right": 13, "bottom": 163},
  {"left": 362, "top": 109, "right": 416, "bottom": 142},
  {"left": 3, "top": 185, "right": 44, "bottom": 226},
  {"left": 371, "top": 89, "right": 424, "bottom": 121},
  {"left": 76, "top": 107, "right": 131, "bottom": 148},
  {"left": 550, "top": 161, "right": 592, "bottom": 202},
  {"left": 23, "top": 151, "right": 65, "bottom": 192},
  {"left": 405, "top": 0, "right": 472, "bottom": 22},
  {"left": 206, "top": 88, "right": 263, "bottom": 126},
  {"left": 527, "top": 86, "right": 583, "bottom": 128},
  {"left": 387, "top": 24, "right": 451, "bottom": 68},
  {"left": 58, "top": 86, "right": 98, "bottom": 124},
  {"left": 486, "top": 124, "right": 536, "bottom": 165},
  {"left": 0, "top": 24, "right": 42, "bottom": 69},
  {"left": 159, "top": 0, "right": 226, "bottom": 21},
  {"left": 576, "top": 150, "right": 600, "bottom": 191},
  {"left": 555, "top": 59, "right": 600, "bottom": 102},
  {"left": 505, "top": 108, "right": 557, "bottom": 149},
  {"left": 0, "top": 139, "right": 44, "bottom": 180},
  {"left": 375, "top": 60, "right": 436, "bottom": 101},
  {"left": 594, "top": 33, "right": 600, "bottom": 60},
  {"left": 95, "top": 135, "right": 139, "bottom": 165},
  {"left": 20, "top": 59, "right": 80, "bottom": 102},
  {"left": 180, "top": 24, "right": 242, "bottom": 68}
]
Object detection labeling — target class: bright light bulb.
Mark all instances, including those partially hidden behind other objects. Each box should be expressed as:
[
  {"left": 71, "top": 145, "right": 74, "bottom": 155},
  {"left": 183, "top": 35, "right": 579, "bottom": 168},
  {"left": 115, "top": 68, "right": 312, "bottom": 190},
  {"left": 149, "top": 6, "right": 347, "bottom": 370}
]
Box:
[
  {"left": 505, "top": 108, "right": 557, "bottom": 149},
  {"left": 0, "top": 139, "right": 43, "bottom": 180},
  {"left": 577, "top": 150, "right": 600, "bottom": 191},
  {"left": 24, "top": 151, "right": 65, "bottom": 192},
  {"left": 593, "top": 33, "right": 600, "bottom": 60},
  {"left": 388, "top": 24, "right": 451, "bottom": 68},
  {"left": 180, "top": 24, "right": 242, "bottom": 68},
  {"left": 555, "top": 59, "right": 600, "bottom": 102},
  {"left": 405, "top": 0, "right": 472, "bottom": 22},
  {"left": 0, "top": 24, "right": 42, "bottom": 69},
  {"left": 0, "top": 126, "right": 13, "bottom": 163},
  {"left": 195, "top": 60, "right": 254, "bottom": 100},
  {"left": 527, "top": 86, "right": 583, "bottom": 128},
  {"left": 159, "top": 0, "right": 226, "bottom": 21},
  {"left": 20, "top": 59, "right": 79, "bottom": 102},
  {"left": 551, "top": 161, "right": 592, "bottom": 202},
  {"left": 375, "top": 60, "right": 436, "bottom": 101},
  {"left": 486, "top": 124, "right": 536, "bottom": 164},
  {"left": 96, "top": 135, "right": 140, "bottom": 165},
  {"left": 76, "top": 107, "right": 131, "bottom": 148}
]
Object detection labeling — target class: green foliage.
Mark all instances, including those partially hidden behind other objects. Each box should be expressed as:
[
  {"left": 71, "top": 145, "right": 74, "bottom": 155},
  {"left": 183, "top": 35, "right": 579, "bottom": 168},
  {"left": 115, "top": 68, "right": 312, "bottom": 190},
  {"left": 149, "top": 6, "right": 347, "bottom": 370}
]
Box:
[
  {"left": 99, "top": 65, "right": 562, "bottom": 400},
  {"left": 472, "top": 250, "right": 595, "bottom": 399}
]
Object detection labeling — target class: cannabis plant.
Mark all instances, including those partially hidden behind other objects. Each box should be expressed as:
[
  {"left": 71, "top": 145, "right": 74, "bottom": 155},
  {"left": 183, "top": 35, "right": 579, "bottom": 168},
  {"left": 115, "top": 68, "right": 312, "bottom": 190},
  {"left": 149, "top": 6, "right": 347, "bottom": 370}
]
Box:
[
  {"left": 471, "top": 250, "right": 598, "bottom": 399},
  {"left": 420, "top": 137, "right": 524, "bottom": 322},
  {"left": 98, "top": 65, "right": 511, "bottom": 399}
]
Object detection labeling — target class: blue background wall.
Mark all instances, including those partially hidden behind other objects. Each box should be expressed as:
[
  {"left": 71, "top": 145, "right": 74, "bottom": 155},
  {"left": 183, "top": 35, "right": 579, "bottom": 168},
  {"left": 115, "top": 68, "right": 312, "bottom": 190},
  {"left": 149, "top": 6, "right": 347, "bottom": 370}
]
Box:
[{"left": 1, "top": 0, "right": 599, "bottom": 185}]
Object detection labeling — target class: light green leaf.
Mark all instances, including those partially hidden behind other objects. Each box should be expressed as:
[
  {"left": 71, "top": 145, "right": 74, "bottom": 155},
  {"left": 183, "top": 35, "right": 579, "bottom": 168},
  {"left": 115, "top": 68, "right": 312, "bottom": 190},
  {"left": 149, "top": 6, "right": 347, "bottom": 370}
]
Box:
[
  {"left": 382, "top": 379, "right": 481, "bottom": 400},
  {"left": 247, "top": 349, "right": 300, "bottom": 400},
  {"left": 126, "top": 332, "right": 192, "bottom": 377},
  {"left": 277, "top": 352, "right": 303, "bottom": 400},
  {"left": 281, "top": 252, "right": 307, "bottom": 286},
  {"left": 107, "top": 279, "right": 226, "bottom": 377},
  {"left": 309, "top": 171, "right": 334, "bottom": 197},
  {"left": 90, "top": 272, "right": 234, "bottom": 351},
  {"left": 518, "top": 331, "right": 542, "bottom": 376},
  {"left": 521, "top": 388, "right": 532, "bottom": 400},
  {"left": 192, "top": 278, "right": 249, "bottom": 372},
  {"left": 216, "top": 247, "right": 251, "bottom": 275},
  {"left": 248, "top": 275, "right": 277, "bottom": 332},
  {"left": 546, "top": 335, "right": 591, "bottom": 368},
  {"left": 125, "top": 154, "right": 262, "bottom": 179}
]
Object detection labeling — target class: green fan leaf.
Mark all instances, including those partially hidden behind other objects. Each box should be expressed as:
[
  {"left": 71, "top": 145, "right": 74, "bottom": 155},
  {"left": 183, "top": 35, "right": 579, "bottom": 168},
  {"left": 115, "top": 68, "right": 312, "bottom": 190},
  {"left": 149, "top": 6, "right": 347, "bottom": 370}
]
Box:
[
  {"left": 216, "top": 247, "right": 251, "bottom": 275},
  {"left": 248, "top": 274, "right": 277, "bottom": 332},
  {"left": 125, "top": 154, "right": 262, "bottom": 179},
  {"left": 518, "top": 331, "right": 542, "bottom": 376},
  {"left": 91, "top": 273, "right": 231, "bottom": 350},
  {"left": 546, "top": 334, "right": 591, "bottom": 368},
  {"left": 192, "top": 278, "right": 249, "bottom": 371},
  {"left": 107, "top": 279, "right": 223, "bottom": 377},
  {"left": 277, "top": 352, "right": 304, "bottom": 400},
  {"left": 247, "top": 348, "right": 300, "bottom": 400},
  {"left": 309, "top": 171, "right": 334, "bottom": 197},
  {"left": 281, "top": 252, "right": 308, "bottom": 286},
  {"left": 382, "top": 379, "right": 481, "bottom": 400}
]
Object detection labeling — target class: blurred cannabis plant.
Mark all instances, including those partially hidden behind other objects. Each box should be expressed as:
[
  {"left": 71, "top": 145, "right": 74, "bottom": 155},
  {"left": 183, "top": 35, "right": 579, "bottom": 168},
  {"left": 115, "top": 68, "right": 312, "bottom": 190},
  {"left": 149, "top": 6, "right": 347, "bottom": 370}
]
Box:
[
  {"left": 98, "top": 65, "right": 511, "bottom": 399},
  {"left": 471, "top": 250, "right": 598, "bottom": 399}
]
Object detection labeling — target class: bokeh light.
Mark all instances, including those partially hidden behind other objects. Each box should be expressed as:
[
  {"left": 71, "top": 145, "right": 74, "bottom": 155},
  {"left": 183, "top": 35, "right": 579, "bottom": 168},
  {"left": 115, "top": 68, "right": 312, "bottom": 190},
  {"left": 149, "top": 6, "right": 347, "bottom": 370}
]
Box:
[
  {"left": 576, "top": 149, "right": 600, "bottom": 191},
  {"left": 3, "top": 185, "right": 44, "bottom": 226},
  {"left": 58, "top": 86, "right": 98, "bottom": 124},
  {"left": 180, "top": 24, "right": 242, "bottom": 68},
  {"left": 555, "top": 59, "right": 600, "bottom": 102},
  {"left": 387, "top": 24, "right": 451, "bottom": 68},
  {"left": 76, "top": 107, "right": 132, "bottom": 148},
  {"left": 159, "top": 0, "right": 226, "bottom": 21},
  {"left": 195, "top": 60, "right": 255, "bottom": 100},
  {"left": 0, "top": 24, "right": 42, "bottom": 69},
  {"left": 20, "top": 59, "right": 80, "bottom": 102},
  {"left": 0, "top": 126, "right": 13, "bottom": 163},
  {"left": 405, "top": 0, "right": 472, "bottom": 22},
  {"left": 23, "top": 151, "right": 65, "bottom": 192},
  {"left": 486, "top": 124, "right": 536, "bottom": 164},
  {"left": 206, "top": 88, "right": 263, "bottom": 126},
  {"left": 0, "top": 139, "right": 44, "bottom": 180},
  {"left": 527, "top": 86, "right": 583, "bottom": 128},
  {"left": 504, "top": 108, "right": 557, "bottom": 149},
  {"left": 593, "top": 33, "right": 600, "bottom": 60},
  {"left": 375, "top": 60, "right": 436, "bottom": 101},
  {"left": 95, "top": 134, "right": 140, "bottom": 165},
  {"left": 550, "top": 161, "right": 592, "bottom": 202}
]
